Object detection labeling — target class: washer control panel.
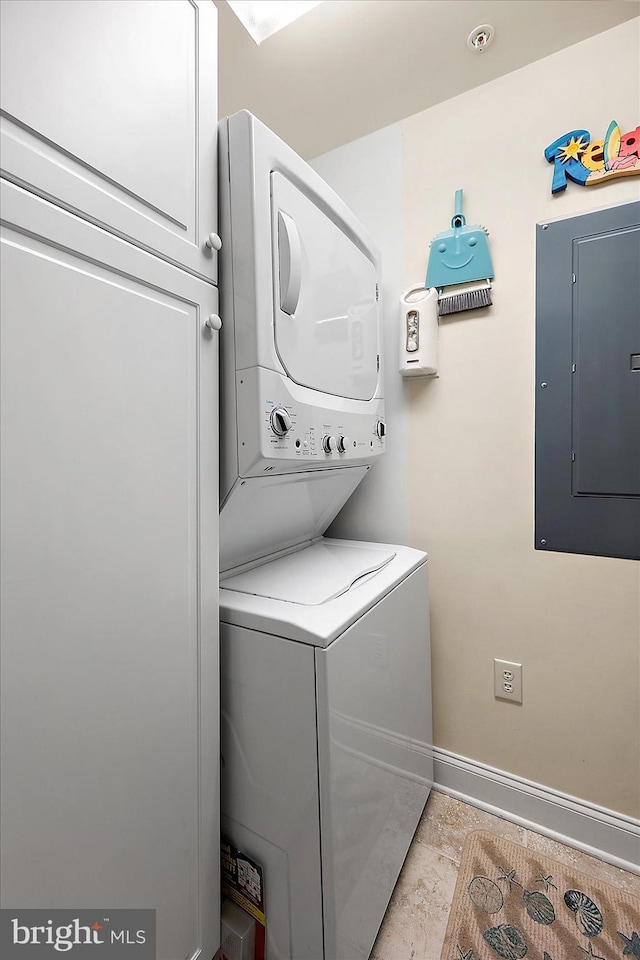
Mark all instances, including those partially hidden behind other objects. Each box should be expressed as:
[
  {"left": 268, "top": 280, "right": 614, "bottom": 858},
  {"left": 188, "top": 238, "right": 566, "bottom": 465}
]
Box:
[
  {"left": 236, "top": 368, "right": 385, "bottom": 479},
  {"left": 262, "top": 401, "right": 384, "bottom": 462}
]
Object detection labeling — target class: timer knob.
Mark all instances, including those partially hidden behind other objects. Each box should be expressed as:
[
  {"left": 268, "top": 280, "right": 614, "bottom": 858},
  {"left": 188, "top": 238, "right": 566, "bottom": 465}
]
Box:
[
  {"left": 322, "top": 435, "right": 338, "bottom": 454},
  {"left": 337, "top": 435, "right": 350, "bottom": 453},
  {"left": 270, "top": 407, "right": 292, "bottom": 437},
  {"left": 375, "top": 420, "right": 386, "bottom": 439}
]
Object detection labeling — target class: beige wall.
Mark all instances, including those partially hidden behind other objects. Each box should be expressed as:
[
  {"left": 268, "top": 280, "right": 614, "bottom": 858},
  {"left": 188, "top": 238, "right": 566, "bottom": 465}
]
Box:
[{"left": 402, "top": 20, "right": 640, "bottom": 818}]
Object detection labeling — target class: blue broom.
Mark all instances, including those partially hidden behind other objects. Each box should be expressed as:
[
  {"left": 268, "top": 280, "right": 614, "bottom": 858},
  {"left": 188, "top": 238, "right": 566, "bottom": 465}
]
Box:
[{"left": 425, "top": 190, "right": 494, "bottom": 316}]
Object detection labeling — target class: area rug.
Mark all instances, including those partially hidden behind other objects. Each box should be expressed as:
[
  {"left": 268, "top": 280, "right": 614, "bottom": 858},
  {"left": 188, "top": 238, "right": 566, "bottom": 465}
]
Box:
[{"left": 440, "top": 831, "right": 640, "bottom": 960}]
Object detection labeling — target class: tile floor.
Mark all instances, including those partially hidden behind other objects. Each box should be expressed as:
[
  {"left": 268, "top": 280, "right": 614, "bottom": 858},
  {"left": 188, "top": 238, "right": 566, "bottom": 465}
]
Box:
[{"left": 370, "top": 789, "right": 640, "bottom": 960}]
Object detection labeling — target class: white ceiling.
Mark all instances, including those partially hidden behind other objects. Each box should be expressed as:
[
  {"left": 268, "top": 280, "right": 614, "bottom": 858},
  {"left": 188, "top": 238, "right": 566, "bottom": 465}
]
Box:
[{"left": 215, "top": 0, "right": 640, "bottom": 159}]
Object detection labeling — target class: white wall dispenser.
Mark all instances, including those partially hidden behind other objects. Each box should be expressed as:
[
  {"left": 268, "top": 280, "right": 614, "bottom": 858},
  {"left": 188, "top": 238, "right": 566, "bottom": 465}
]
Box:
[{"left": 399, "top": 285, "right": 439, "bottom": 377}]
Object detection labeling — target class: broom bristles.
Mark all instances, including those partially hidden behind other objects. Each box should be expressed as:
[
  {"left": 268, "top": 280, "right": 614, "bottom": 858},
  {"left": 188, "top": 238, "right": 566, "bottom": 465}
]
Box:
[{"left": 438, "top": 284, "right": 492, "bottom": 316}]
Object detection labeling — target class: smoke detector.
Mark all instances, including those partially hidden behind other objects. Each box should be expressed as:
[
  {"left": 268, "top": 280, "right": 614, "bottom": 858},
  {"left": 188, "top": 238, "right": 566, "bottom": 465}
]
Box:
[{"left": 467, "top": 24, "right": 495, "bottom": 52}]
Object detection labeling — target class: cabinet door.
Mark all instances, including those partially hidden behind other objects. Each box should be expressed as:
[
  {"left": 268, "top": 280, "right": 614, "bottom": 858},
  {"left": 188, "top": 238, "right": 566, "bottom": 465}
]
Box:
[
  {"left": 0, "top": 181, "right": 219, "bottom": 960},
  {"left": 0, "top": 0, "right": 218, "bottom": 282}
]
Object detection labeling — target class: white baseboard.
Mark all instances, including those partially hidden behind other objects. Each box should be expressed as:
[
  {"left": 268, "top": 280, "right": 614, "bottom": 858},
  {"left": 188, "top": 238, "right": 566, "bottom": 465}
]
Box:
[{"left": 432, "top": 747, "right": 640, "bottom": 876}]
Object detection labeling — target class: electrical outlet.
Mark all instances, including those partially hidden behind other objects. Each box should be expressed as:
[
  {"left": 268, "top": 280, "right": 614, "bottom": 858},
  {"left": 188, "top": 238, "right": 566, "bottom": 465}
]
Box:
[{"left": 494, "top": 659, "right": 523, "bottom": 703}]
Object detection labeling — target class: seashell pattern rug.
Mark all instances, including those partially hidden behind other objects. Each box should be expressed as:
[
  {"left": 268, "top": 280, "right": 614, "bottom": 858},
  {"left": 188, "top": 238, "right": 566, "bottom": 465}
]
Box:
[{"left": 440, "top": 831, "right": 640, "bottom": 960}]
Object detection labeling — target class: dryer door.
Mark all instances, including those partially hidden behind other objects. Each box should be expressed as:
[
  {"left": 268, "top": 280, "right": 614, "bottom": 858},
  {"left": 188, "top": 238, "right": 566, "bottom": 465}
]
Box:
[{"left": 271, "top": 172, "right": 380, "bottom": 401}]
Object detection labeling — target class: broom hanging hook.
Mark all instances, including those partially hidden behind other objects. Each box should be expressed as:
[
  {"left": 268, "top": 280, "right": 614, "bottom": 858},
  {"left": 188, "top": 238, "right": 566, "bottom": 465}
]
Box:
[{"left": 451, "top": 188, "right": 466, "bottom": 229}]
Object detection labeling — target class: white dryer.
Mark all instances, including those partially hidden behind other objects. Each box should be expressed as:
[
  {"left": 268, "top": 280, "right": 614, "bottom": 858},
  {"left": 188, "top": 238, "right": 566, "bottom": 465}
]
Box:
[
  {"left": 218, "top": 111, "right": 385, "bottom": 573},
  {"left": 217, "top": 113, "right": 433, "bottom": 960}
]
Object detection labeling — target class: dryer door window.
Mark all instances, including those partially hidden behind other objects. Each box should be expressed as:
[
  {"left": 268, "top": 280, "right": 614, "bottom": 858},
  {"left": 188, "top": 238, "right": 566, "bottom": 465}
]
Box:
[{"left": 271, "top": 172, "right": 379, "bottom": 401}]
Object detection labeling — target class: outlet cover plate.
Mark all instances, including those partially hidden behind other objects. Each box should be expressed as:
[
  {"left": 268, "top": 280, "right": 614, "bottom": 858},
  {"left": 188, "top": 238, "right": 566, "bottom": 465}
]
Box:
[{"left": 494, "top": 658, "right": 523, "bottom": 703}]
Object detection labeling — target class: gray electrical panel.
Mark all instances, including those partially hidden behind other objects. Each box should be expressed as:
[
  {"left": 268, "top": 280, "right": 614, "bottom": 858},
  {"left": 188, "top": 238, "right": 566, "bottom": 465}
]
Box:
[{"left": 535, "top": 200, "right": 640, "bottom": 560}]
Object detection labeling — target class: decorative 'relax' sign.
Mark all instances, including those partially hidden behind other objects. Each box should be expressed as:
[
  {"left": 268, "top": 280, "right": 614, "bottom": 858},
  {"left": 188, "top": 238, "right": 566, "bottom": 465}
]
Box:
[{"left": 544, "top": 122, "right": 640, "bottom": 194}]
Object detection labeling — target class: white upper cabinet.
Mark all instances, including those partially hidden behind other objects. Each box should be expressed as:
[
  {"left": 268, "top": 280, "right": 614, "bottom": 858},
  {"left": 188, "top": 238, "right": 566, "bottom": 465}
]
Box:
[{"left": 0, "top": 0, "right": 218, "bottom": 281}]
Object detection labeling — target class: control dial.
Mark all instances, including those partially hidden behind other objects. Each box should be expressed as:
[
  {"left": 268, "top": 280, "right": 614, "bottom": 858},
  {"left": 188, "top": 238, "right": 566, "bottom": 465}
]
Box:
[
  {"left": 375, "top": 420, "right": 386, "bottom": 439},
  {"left": 337, "top": 435, "right": 350, "bottom": 453},
  {"left": 322, "top": 435, "right": 338, "bottom": 454},
  {"left": 270, "top": 406, "right": 292, "bottom": 437}
]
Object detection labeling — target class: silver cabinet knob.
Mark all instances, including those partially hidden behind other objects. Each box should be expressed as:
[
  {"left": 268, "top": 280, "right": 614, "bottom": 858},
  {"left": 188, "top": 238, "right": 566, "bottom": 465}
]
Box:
[
  {"left": 205, "top": 233, "right": 222, "bottom": 251},
  {"left": 205, "top": 314, "right": 222, "bottom": 331}
]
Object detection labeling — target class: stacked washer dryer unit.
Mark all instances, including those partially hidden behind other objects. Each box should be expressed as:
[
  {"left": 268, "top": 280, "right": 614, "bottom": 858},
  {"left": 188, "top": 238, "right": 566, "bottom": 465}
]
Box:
[{"left": 218, "top": 111, "right": 433, "bottom": 960}]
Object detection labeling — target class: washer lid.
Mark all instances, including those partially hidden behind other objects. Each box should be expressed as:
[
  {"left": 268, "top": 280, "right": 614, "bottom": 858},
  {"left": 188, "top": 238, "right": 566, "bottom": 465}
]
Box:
[
  {"left": 220, "top": 538, "right": 428, "bottom": 646},
  {"left": 221, "top": 540, "right": 395, "bottom": 605}
]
